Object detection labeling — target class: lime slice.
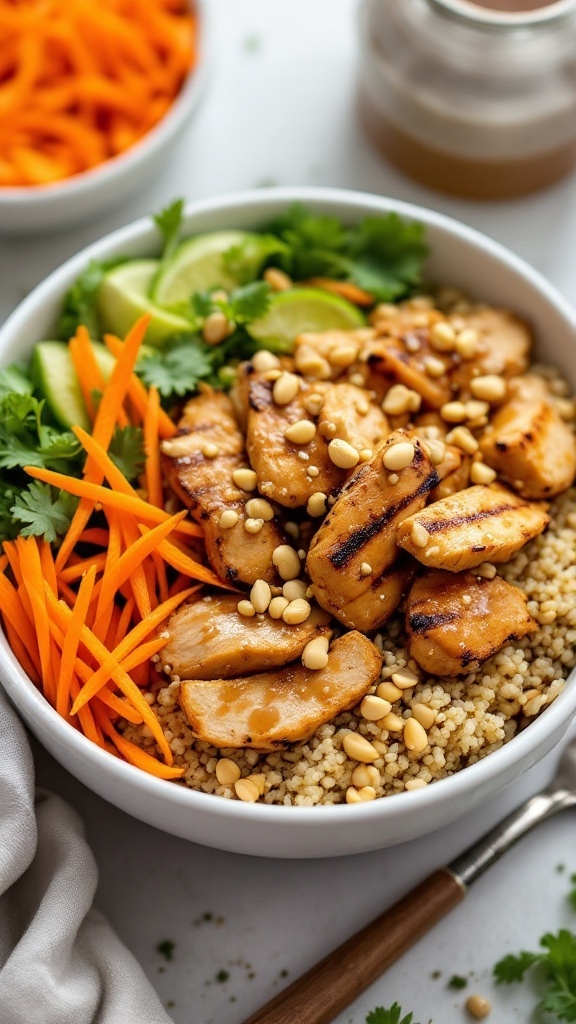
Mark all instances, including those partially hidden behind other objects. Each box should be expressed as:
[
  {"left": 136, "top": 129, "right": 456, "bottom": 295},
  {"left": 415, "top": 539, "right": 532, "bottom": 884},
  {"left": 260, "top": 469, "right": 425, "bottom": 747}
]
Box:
[
  {"left": 247, "top": 288, "right": 366, "bottom": 352},
  {"left": 152, "top": 231, "right": 251, "bottom": 307},
  {"left": 31, "top": 340, "right": 115, "bottom": 431},
  {"left": 97, "top": 260, "right": 193, "bottom": 347}
]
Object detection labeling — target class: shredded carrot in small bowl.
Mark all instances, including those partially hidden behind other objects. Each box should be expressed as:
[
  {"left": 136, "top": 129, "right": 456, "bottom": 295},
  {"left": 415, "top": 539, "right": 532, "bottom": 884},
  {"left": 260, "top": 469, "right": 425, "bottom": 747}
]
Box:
[{"left": 0, "top": 0, "right": 198, "bottom": 188}]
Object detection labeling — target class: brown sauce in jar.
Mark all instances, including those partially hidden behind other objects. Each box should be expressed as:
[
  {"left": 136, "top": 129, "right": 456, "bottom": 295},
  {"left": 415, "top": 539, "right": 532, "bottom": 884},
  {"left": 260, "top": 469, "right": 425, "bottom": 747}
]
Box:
[{"left": 359, "top": 89, "right": 576, "bottom": 200}]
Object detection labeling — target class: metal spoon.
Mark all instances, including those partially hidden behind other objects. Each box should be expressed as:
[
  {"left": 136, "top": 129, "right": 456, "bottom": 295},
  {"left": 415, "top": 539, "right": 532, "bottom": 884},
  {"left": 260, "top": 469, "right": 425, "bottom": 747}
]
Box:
[{"left": 242, "top": 740, "right": 576, "bottom": 1024}]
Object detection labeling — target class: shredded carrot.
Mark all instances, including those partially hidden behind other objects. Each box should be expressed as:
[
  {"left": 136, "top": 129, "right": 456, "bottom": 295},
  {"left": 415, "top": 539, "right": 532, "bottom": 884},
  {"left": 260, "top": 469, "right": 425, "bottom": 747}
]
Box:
[
  {"left": 95, "top": 709, "right": 185, "bottom": 780},
  {"left": 26, "top": 465, "right": 202, "bottom": 538},
  {"left": 69, "top": 325, "right": 104, "bottom": 425},
  {"left": 144, "top": 386, "right": 164, "bottom": 508},
  {"left": 138, "top": 526, "right": 235, "bottom": 589},
  {"left": 15, "top": 537, "right": 53, "bottom": 697},
  {"left": 77, "top": 528, "right": 110, "bottom": 547},
  {"left": 104, "top": 335, "right": 177, "bottom": 439},
  {"left": 58, "top": 551, "right": 107, "bottom": 584},
  {"left": 56, "top": 564, "right": 96, "bottom": 718},
  {"left": 69, "top": 587, "right": 195, "bottom": 716},
  {"left": 0, "top": 0, "right": 197, "bottom": 188},
  {"left": 305, "top": 277, "right": 376, "bottom": 307}
]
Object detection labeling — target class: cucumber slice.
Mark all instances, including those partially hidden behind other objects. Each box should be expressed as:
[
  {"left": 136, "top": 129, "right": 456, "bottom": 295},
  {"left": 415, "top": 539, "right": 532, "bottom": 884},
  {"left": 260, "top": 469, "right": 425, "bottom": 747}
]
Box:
[
  {"left": 151, "top": 231, "right": 251, "bottom": 306},
  {"left": 247, "top": 288, "right": 366, "bottom": 352},
  {"left": 31, "top": 340, "right": 115, "bottom": 430},
  {"left": 97, "top": 260, "right": 193, "bottom": 347}
]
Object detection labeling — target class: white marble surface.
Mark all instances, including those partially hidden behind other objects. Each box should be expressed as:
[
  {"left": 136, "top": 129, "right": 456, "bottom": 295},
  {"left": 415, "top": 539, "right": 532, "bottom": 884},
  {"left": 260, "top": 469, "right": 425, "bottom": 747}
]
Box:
[{"left": 2, "top": 2, "right": 576, "bottom": 1022}]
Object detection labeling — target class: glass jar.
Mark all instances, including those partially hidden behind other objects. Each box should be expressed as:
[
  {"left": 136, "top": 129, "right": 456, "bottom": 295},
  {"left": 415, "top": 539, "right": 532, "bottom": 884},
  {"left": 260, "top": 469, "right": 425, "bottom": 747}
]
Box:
[{"left": 358, "top": 0, "right": 576, "bottom": 198}]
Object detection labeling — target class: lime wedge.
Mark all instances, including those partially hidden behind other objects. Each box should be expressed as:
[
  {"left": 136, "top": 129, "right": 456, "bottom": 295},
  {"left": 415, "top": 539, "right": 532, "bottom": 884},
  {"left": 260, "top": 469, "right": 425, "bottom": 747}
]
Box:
[
  {"left": 31, "top": 340, "right": 115, "bottom": 431},
  {"left": 247, "top": 288, "right": 366, "bottom": 352},
  {"left": 97, "top": 260, "right": 193, "bottom": 347},
  {"left": 152, "top": 231, "right": 251, "bottom": 307}
]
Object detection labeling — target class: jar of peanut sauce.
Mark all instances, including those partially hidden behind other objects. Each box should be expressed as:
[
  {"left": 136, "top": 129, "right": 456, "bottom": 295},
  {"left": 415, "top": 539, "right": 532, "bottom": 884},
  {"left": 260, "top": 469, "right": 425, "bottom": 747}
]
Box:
[{"left": 358, "top": 0, "right": 576, "bottom": 199}]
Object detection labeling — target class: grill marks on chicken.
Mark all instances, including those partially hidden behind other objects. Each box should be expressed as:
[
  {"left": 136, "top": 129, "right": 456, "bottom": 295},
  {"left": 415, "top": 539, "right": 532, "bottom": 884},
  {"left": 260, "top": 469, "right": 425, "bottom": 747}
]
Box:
[
  {"left": 163, "top": 594, "right": 332, "bottom": 680},
  {"left": 405, "top": 569, "right": 537, "bottom": 676},
  {"left": 306, "top": 433, "right": 439, "bottom": 629},
  {"left": 397, "top": 483, "right": 550, "bottom": 571},
  {"left": 161, "top": 390, "right": 284, "bottom": 586},
  {"left": 178, "top": 631, "right": 382, "bottom": 749}
]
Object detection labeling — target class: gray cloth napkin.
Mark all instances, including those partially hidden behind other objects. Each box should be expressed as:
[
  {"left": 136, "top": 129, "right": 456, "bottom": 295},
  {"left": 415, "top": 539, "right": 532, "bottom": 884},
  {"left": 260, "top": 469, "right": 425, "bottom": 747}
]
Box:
[{"left": 0, "top": 688, "right": 174, "bottom": 1024}]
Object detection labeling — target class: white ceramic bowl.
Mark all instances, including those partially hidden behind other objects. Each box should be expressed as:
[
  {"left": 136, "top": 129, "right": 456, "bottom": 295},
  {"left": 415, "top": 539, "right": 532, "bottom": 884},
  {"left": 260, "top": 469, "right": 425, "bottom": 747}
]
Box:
[
  {"left": 1, "top": 187, "right": 575, "bottom": 858},
  {"left": 0, "top": 4, "right": 207, "bottom": 236}
]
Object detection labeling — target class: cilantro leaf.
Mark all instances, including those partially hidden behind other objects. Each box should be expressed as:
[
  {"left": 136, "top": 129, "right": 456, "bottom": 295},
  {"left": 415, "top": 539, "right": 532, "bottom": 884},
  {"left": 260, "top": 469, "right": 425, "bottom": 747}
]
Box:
[
  {"left": 226, "top": 281, "right": 271, "bottom": 323},
  {"left": 11, "top": 483, "right": 78, "bottom": 543},
  {"left": 448, "top": 975, "right": 468, "bottom": 990},
  {"left": 366, "top": 1003, "right": 417, "bottom": 1024},
  {"left": 346, "top": 215, "right": 427, "bottom": 301},
  {"left": 0, "top": 363, "right": 33, "bottom": 400},
  {"left": 108, "top": 425, "right": 145, "bottom": 482},
  {"left": 267, "top": 203, "right": 350, "bottom": 280},
  {"left": 0, "top": 483, "right": 21, "bottom": 542},
  {"left": 57, "top": 258, "right": 128, "bottom": 340},
  {"left": 494, "top": 929, "right": 576, "bottom": 1022},
  {"left": 137, "top": 335, "right": 213, "bottom": 398},
  {"left": 153, "top": 198, "right": 185, "bottom": 265}
]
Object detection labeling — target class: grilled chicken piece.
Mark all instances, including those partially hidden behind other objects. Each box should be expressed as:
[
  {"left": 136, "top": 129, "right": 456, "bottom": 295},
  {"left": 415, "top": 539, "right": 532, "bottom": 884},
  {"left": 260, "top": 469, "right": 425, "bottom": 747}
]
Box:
[
  {"left": 307, "top": 432, "right": 440, "bottom": 629},
  {"left": 406, "top": 569, "right": 537, "bottom": 676},
  {"left": 245, "top": 372, "right": 345, "bottom": 508},
  {"left": 451, "top": 307, "right": 531, "bottom": 395},
  {"left": 161, "top": 390, "right": 284, "bottom": 587},
  {"left": 397, "top": 483, "right": 550, "bottom": 571},
  {"left": 294, "top": 328, "right": 375, "bottom": 380},
  {"left": 163, "top": 593, "right": 332, "bottom": 680},
  {"left": 310, "top": 558, "right": 416, "bottom": 633},
  {"left": 428, "top": 445, "right": 471, "bottom": 502},
  {"left": 479, "top": 376, "right": 576, "bottom": 499},
  {"left": 363, "top": 335, "right": 453, "bottom": 409},
  {"left": 178, "top": 631, "right": 382, "bottom": 750},
  {"left": 317, "top": 383, "right": 390, "bottom": 453}
]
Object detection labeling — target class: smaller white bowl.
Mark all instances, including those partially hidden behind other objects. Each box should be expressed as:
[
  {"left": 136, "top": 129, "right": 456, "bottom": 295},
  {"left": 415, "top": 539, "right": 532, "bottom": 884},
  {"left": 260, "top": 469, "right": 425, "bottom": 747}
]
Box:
[{"left": 0, "top": 5, "right": 207, "bottom": 237}]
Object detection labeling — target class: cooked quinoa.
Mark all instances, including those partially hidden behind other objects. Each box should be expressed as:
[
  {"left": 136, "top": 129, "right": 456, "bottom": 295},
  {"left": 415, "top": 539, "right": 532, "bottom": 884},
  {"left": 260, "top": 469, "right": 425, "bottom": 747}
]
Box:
[{"left": 120, "top": 486, "right": 576, "bottom": 806}]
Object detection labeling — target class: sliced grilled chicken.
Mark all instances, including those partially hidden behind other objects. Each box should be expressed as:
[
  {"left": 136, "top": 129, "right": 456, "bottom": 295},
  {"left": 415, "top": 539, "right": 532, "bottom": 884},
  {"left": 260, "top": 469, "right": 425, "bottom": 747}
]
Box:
[
  {"left": 479, "top": 376, "right": 576, "bottom": 499},
  {"left": 178, "top": 631, "right": 382, "bottom": 749},
  {"left": 309, "top": 558, "right": 416, "bottom": 633},
  {"left": 294, "top": 329, "right": 374, "bottom": 380},
  {"left": 161, "top": 390, "right": 284, "bottom": 587},
  {"left": 306, "top": 432, "right": 440, "bottom": 628},
  {"left": 163, "top": 593, "right": 332, "bottom": 680},
  {"left": 363, "top": 335, "right": 453, "bottom": 409},
  {"left": 397, "top": 483, "right": 550, "bottom": 571},
  {"left": 317, "top": 382, "right": 390, "bottom": 453},
  {"left": 245, "top": 372, "right": 345, "bottom": 508},
  {"left": 428, "top": 444, "right": 471, "bottom": 502},
  {"left": 451, "top": 307, "right": 531, "bottom": 395},
  {"left": 406, "top": 569, "right": 537, "bottom": 676}
]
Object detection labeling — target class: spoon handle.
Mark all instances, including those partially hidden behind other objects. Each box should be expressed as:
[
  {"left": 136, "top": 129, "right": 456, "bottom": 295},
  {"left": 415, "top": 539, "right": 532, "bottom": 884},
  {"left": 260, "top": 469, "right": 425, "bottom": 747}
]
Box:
[{"left": 240, "top": 868, "right": 464, "bottom": 1024}]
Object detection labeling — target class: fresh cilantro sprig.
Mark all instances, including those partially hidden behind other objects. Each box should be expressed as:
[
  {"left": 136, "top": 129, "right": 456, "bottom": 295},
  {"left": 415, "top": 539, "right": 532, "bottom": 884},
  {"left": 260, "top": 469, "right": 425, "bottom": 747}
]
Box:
[
  {"left": 11, "top": 483, "right": 79, "bottom": 544},
  {"left": 366, "top": 1003, "right": 418, "bottom": 1024},
  {"left": 494, "top": 929, "right": 576, "bottom": 1021},
  {"left": 108, "top": 425, "right": 145, "bottom": 482},
  {"left": 137, "top": 327, "right": 258, "bottom": 402},
  {"left": 265, "top": 203, "right": 427, "bottom": 302},
  {"left": 192, "top": 281, "right": 271, "bottom": 325},
  {"left": 153, "top": 198, "right": 185, "bottom": 265}
]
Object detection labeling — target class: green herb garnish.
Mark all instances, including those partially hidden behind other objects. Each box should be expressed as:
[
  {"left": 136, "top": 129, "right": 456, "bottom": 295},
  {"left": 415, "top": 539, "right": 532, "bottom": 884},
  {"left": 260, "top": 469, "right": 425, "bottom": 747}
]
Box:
[
  {"left": 156, "top": 940, "right": 175, "bottom": 962},
  {"left": 494, "top": 929, "right": 576, "bottom": 1021},
  {"left": 448, "top": 974, "right": 468, "bottom": 989},
  {"left": 366, "top": 1004, "right": 419, "bottom": 1024}
]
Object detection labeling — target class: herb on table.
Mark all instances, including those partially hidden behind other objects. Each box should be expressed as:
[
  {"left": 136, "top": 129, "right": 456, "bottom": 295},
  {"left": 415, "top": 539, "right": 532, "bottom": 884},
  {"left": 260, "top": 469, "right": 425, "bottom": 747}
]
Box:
[
  {"left": 216, "top": 969, "right": 230, "bottom": 983},
  {"left": 494, "top": 929, "right": 576, "bottom": 1021},
  {"left": 366, "top": 1003, "right": 419, "bottom": 1024},
  {"left": 448, "top": 974, "right": 468, "bottom": 989},
  {"left": 156, "top": 939, "right": 175, "bottom": 961},
  {"left": 265, "top": 203, "right": 427, "bottom": 302}
]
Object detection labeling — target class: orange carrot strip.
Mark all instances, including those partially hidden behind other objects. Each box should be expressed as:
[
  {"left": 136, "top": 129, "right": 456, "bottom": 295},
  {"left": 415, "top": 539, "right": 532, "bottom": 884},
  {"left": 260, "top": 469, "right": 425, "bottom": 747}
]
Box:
[
  {"left": 45, "top": 587, "right": 174, "bottom": 763},
  {"left": 58, "top": 552, "right": 107, "bottom": 584},
  {"left": 152, "top": 551, "right": 169, "bottom": 604},
  {"left": 25, "top": 466, "right": 202, "bottom": 537},
  {"left": 69, "top": 587, "right": 195, "bottom": 717},
  {"left": 77, "top": 528, "right": 110, "bottom": 547},
  {"left": 305, "top": 277, "right": 375, "bottom": 307},
  {"left": 69, "top": 326, "right": 101, "bottom": 423},
  {"left": 118, "top": 517, "right": 152, "bottom": 620},
  {"left": 56, "top": 564, "right": 97, "bottom": 718},
  {"left": 90, "top": 510, "right": 123, "bottom": 642},
  {"left": 120, "top": 636, "right": 168, "bottom": 675},
  {"left": 138, "top": 527, "right": 234, "bottom": 589},
  {"left": 92, "top": 512, "right": 186, "bottom": 630},
  {"left": 143, "top": 385, "right": 164, "bottom": 507},
  {"left": 2, "top": 618, "right": 40, "bottom": 684},
  {"left": 0, "top": 554, "right": 8, "bottom": 573},
  {"left": 15, "top": 537, "right": 53, "bottom": 692},
  {"left": 104, "top": 334, "right": 177, "bottom": 438},
  {"left": 55, "top": 314, "right": 151, "bottom": 571},
  {"left": 95, "top": 710, "right": 185, "bottom": 780},
  {"left": 114, "top": 597, "right": 135, "bottom": 647}
]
